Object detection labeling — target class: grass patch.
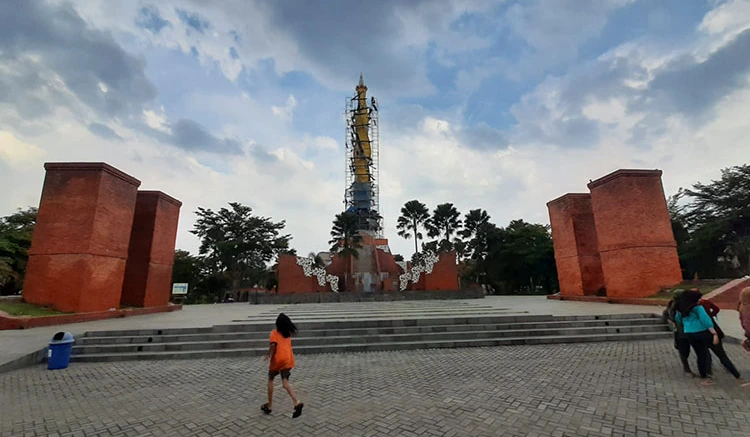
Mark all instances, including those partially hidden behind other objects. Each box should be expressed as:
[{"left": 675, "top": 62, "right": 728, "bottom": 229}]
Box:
[
  {"left": 648, "top": 280, "right": 727, "bottom": 300},
  {"left": 0, "top": 301, "right": 65, "bottom": 317}
]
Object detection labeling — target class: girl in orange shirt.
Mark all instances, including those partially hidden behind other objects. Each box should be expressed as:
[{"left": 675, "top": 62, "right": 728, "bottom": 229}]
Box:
[{"left": 261, "top": 313, "right": 304, "bottom": 418}]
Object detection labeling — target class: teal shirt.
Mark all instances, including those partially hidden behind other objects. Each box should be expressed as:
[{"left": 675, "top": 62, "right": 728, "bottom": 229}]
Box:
[{"left": 675, "top": 305, "right": 714, "bottom": 334}]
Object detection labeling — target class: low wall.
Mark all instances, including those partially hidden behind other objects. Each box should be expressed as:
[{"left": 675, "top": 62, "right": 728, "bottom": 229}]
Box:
[
  {"left": 249, "top": 288, "right": 484, "bottom": 305},
  {"left": 0, "top": 304, "right": 182, "bottom": 330},
  {"left": 547, "top": 293, "right": 669, "bottom": 306}
]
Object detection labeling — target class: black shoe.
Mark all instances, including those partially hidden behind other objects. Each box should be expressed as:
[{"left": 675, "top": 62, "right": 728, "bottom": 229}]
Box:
[{"left": 292, "top": 403, "right": 304, "bottom": 418}]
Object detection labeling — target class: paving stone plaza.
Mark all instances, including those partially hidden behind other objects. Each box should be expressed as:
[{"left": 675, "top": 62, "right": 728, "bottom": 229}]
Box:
[{"left": 2, "top": 298, "right": 750, "bottom": 436}]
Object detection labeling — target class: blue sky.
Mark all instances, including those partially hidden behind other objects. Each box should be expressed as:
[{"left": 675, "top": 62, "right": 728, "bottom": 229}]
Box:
[{"left": 1, "top": 0, "right": 750, "bottom": 258}]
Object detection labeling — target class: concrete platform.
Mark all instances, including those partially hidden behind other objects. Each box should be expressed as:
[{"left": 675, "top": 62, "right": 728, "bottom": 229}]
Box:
[{"left": 1, "top": 296, "right": 746, "bottom": 373}]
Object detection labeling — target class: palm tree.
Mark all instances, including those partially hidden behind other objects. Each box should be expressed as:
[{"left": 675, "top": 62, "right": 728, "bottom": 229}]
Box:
[
  {"left": 459, "top": 209, "right": 491, "bottom": 260},
  {"left": 426, "top": 203, "right": 462, "bottom": 252},
  {"left": 396, "top": 200, "right": 430, "bottom": 256},
  {"left": 329, "top": 212, "right": 363, "bottom": 291}
]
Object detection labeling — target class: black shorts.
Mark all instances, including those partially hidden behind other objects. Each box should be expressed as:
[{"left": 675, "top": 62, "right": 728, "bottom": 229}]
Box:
[{"left": 268, "top": 369, "right": 291, "bottom": 381}]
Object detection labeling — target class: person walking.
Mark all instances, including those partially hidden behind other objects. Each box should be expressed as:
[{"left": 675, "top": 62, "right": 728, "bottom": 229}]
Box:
[
  {"left": 696, "top": 292, "right": 742, "bottom": 382},
  {"left": 675, "top": 290, "right": 720, "bottom": 386},
  {"left": 740, "top": 286, "right": 750, "bottom": 353},
  {"left": 261, "top": 313, "right": 304, "bottom": 418},
  {"left": 663, "top": 292, "right": 693, "bottom": 375}
]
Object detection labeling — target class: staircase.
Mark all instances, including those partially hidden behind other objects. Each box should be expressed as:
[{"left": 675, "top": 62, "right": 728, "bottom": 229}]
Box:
[{"left": 70, "top": 312, "right": 670, "bottom": 363}]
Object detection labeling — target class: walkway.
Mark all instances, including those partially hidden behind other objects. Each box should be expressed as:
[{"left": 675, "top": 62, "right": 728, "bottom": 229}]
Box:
[{"left": 2, "top": 339, "right": 749, "bottom": 436}]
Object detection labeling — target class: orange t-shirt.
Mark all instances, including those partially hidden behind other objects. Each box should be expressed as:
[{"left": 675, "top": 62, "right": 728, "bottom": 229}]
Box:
[{"left": 269, "top": 329, "right": 295, "bottom": 371}]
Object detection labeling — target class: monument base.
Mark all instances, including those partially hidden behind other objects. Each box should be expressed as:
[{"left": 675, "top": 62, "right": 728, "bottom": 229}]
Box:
[{"left": 249, "top": 288, "right": 484, "bottom": 305}]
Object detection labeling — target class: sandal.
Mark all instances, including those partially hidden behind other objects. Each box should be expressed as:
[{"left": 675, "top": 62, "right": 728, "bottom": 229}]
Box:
[
  {"left": 261, "top": 403, "right": 272, "bottom": 415},
  {"left": 292, "top": 403, "right": 304, "bottom": 418}
]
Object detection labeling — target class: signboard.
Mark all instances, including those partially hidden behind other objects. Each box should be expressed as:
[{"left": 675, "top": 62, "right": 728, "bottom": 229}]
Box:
[{"left": 172, "top": 283, "right": 189, "bottom": 295}]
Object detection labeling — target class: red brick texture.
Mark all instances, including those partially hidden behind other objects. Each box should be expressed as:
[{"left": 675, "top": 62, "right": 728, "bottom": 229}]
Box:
[
  {"left": 121, "top": 191, "right": 182, "bottom": 307},
  {"left": 276, "top": 237, "right": 458, "bottom": 293},
  {"left": 547, "top": 194, "right": 605, "bottom": 296},
  {"left": 705, "top": 277, "right": 750, "bottom": 310},
  {"left": 423, "top": 252, "right": 460, "bottom": 291},
  {"left": 277, "top": 255, "right": 321, "bottom": 294},
  {"left": 23, "top": 163, "right": 141, "bottom": 312},
  {"left": 588, "top": 170, "right": 682, "bottom": 298}
]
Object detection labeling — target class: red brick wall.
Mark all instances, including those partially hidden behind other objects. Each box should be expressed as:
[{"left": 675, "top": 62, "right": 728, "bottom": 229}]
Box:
[
  {"left": 277, "top": 255, "right": 319, "bottom": 293},
  {"left": 121, "top": 191, "right": 182, "bottom": 307},
  {"left": 424, "top": 252, "right": 459, "bottom": 291},
  {"left": 588, "top": 170, "right": 682, "bottom": 298},
  {"left": 547, "top": 194, "right": 604, "bottom": 296},
  {"left": 24, "top": 163, "right": 140, "bottom": 312}
]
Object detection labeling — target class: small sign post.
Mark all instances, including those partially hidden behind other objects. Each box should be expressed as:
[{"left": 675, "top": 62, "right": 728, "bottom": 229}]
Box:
[{"left": 171, "top": 283, "right": 188, "bottom": 303}]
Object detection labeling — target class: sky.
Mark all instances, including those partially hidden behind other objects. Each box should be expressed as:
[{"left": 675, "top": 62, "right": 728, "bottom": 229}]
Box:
[{"left": 1, "top": 0, "right": 750, "bottom": 258}]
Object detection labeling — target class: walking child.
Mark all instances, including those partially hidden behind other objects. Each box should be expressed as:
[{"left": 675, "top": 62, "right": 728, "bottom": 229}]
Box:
[{"left": 261, "top": 313, "right": 304, "bottom": 418}]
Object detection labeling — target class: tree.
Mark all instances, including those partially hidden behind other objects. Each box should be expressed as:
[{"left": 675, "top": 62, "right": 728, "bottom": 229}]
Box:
[
  {"left": 426, "top": 203, "right": 462, "bottom": 252},
  {"left": 190, "top": 203, "right": 291, "bottom": 298},
  {"left": 329, "top": 211, "right": 363, "bottom": 291},
  {"left": 483, "top": 220, "right": 557, "bottom": 294},
  {"left": 459, "top": 209, "right": 491, "bottom": 260},
  {"left": 671, "top": 165, "right": 750, "bottom": 277},
  {"left": 396, "top": 200, "right": 430, "bottom": 256},
  {"left": 0, "top": 207, "right": 37, "bottom": 295},
  {"left": 683, "top": 164, "right": 750, "bottom": 275}
]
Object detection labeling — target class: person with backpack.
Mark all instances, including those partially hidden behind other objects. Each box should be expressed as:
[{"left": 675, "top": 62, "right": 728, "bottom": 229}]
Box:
[
  {"left": 664, "top": 292, "right": 693, "bottom": 376},
  {"left": 675, "top": 289, "right": 720, "bottom": 386}
]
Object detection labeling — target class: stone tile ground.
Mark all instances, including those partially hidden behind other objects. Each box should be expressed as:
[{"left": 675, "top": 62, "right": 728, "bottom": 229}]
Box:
[{"left": 2, "top": 340, "right": 750, "bottom": 437}]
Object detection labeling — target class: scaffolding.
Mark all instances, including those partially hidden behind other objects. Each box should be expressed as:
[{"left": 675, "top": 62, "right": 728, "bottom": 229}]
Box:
[{"left": 344, "top": 76, "right": 382, "bottom": 236}]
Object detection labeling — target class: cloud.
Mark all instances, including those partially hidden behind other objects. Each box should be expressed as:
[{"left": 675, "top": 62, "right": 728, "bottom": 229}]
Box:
[
  {"left": 271, "top": 95, "right": 297, "bottom": 122},
  {"left": 168, "top": 119, "right": 242, "bottom": 154},
  {"left": 88, "top": 122, "right": 123, "bottom": 141},
  {"left": 645, "top": 28, "right": 750, "bottom": 118},
  {"left": 135, "top": 6, "right": 171, "bottom": 34},
  {"left": 0, "top": 1, "right": 157, "bottom": 119},
  {"left": 0, "top": 131, "right": 46, "bottom": 166},
  {"left": 176, "top": 8, "right": 210, "bottom": 34}
]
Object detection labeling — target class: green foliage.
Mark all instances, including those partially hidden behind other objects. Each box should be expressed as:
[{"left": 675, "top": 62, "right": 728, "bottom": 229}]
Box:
[
  {"left": 426, "top": 203, "right": 462, "bottom": 252},
  {"left": 396, "top": 200, "right": 430, "bottom": 256},
  {"left": 481, "top": 220, "right": 558, "bottom": 294},
  {"left": 190, "top": 202, "right": 291, "bottom": 297},
  {"left": 0, "top": 300, "right": 63, "bottom": 316},
  {"left": 329, "top": 211, "right": 363, "bottom": 259},
  {"left": 670, "top": 164, "right": 750, "bottom": 278},
  {"left": 0, "top": 207, "right": 37, "bottom": 295}
]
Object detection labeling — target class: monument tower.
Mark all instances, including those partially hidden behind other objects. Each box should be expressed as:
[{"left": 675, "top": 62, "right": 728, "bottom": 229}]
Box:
[{"left": 345, "top": 74, "right": 381, "bottom": 235}]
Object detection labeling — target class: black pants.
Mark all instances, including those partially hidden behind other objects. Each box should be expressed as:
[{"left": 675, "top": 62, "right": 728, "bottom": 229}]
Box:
[
  {"left": 675, "top": 333, "right": 691, "bottom": 373},
  {"left": 709, "top": 340, "right": 741, "bottom": 379},
  {"left": 686, "top": 331, "right": 712, "bottom": 378}
]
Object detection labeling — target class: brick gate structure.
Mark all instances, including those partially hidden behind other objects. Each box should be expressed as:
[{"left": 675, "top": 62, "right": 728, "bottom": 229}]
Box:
[
  {"left": 23, "top": 163, "right": 181, "bottom": 313},
  {"left": 548, "top": 169, "right": 682, "bottom": 299}
]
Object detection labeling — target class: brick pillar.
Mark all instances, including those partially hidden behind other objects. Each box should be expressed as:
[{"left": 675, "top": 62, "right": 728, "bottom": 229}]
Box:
[
  {"left": 23, "top": 163, "right": 140, "bottom": 312},
  {"left": 120, "top": 191, "right": 182, "bottom": 307},
  {"left": 547, "top": 194, "right": 605, "bottom": 296},
  {"left": 588, "top": 169, "right": 682, "bottom": 298}
]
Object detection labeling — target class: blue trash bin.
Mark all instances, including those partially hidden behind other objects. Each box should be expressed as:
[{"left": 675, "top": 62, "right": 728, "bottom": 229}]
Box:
[{"left": 48, "top": 332, "right": 75, "bottom": 370}]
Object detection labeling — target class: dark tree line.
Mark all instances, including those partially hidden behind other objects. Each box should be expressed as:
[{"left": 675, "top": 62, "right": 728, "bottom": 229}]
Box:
[{"left": 396, "top": 201, "right": 557, "bottom": 295}]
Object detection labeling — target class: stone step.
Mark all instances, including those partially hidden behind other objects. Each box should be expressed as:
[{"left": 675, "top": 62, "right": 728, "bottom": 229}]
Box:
[
  {"left": 77, "top": 318, "right": 664, "bottom": 345},
  {"left": 70, "top": 331, "right": 672, "bottom": 363},
  {"left": 72, "top": 325, "right": 669, "bottom": 355},
  {"left": 83, "top": 313, "right": 660, "bottom": 337}
]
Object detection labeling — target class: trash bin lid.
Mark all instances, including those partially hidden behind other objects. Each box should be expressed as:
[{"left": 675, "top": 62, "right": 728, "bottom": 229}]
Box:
[{"left": 50, "top": 332, "right": 75, "bottom": 344}]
